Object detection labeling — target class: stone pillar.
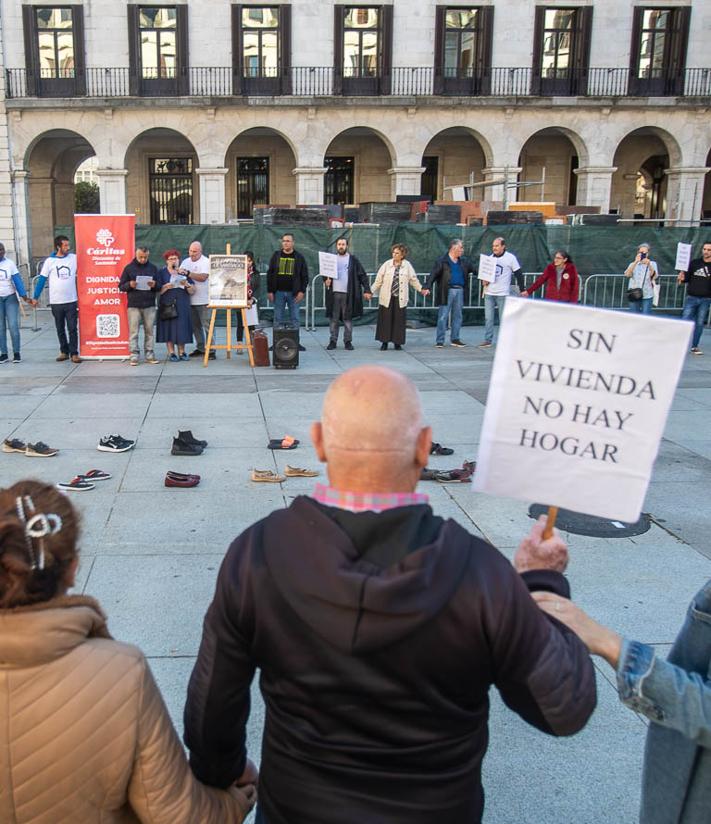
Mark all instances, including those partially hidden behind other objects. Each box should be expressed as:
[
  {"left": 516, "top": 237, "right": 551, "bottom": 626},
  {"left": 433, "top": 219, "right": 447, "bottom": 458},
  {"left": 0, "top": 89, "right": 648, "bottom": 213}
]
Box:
[
  {"left": 96, "top": 168, "right": 128, "bottom": 214},
  {"left": 27, "top": 176, "right": 55, "bottom": 257},
  {"left": 197, "top": 167, "right": 228, "bottom": 224},
  {"left": 481, "top": 166, "right": 522, "bottom": 208},
  {"left": 573, "top": 166, "right": 617, "bottom": 213},
  {"left": 664, "top": 167, "right": 710, "bottom": 224},
  {"left": 11, "top": 170, "right": 29, "bottom": 267},
  {"left": 292, "top": 167, "right": 326, "bottom": 205},
  {"left": 387, "top": 166, "right": 425, "bottom": 199}
]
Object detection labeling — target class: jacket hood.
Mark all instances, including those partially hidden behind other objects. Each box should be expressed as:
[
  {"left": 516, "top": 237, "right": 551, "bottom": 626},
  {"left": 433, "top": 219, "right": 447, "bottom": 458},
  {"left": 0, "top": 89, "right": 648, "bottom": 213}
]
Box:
[
  {"left": 0, "top": 595, "right": 111, "bottom": 668},
  {"left": 262, "top": 497, "right": 472, "bottom": 654}
]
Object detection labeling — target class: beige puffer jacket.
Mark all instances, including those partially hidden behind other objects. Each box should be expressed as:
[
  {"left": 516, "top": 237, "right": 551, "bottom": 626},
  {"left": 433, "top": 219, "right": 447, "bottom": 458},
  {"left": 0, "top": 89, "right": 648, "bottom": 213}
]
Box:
[{"left": 0, "top": 595, "right": 254, "bottom": 824}]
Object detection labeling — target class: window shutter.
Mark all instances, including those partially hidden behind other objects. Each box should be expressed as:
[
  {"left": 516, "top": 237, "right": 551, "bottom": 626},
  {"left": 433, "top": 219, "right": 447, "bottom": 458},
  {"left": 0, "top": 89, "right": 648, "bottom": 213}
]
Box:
[
  {"left": 380, "top": 4, "right": 393, "bottom": 95},
  {"left": 433, "top": 6, "right": 445, "bottom": 94},
  {"left": 668, "top": 6, "right": 690, "bottom": 93},
  {"left": 176, "top": 4, "right": 189, "bottom": 94},
  {"left": 574, "top": 6, "right": 592, "bottom": 94},
  {"left": 333, "top": 4, "right": 344, "bottom": 95},
  {"left": 22, "top": 6, "right": 39, "bottom": 96},
  {"left": 231, "top": 5, "right": 243, "bottom": 94},
  {"left": 280, "top": 4, "right": 292, "bottom": 94},
  {"left": 531, "top": 6, "right": 545, "bottom": 94},
  {"left": 628, "top": 6, "right": 644, "bottom": 95},
  {"left": 477, "top": 6, "right": 494, "bottom": 95},
  {"left": 127, "top": 5, "right": 141, "bottom": 95},
  {"left": 72, "top": 5, "right": 86, "bottom": 95}
]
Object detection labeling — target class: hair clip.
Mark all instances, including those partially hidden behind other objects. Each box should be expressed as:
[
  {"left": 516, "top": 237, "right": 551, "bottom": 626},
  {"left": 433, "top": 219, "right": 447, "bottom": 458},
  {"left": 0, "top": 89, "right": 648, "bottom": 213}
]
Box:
[{"left": 14, "top": 495, "right": 62, "bottom": 571}]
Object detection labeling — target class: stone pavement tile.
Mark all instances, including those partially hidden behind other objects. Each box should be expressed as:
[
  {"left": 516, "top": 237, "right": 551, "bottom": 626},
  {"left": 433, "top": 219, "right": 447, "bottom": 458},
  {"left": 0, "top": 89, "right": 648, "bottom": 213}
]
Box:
[
  {"left": 57, "top": 375, "right": 159, "bottom": 394},
  {"left": 157, "top": 374, "right": 257, "bottom": 394},
  {"left": 147, "top": 392, "right": 264, "bottom": 418},
  {"left": 260, "top": 391, "right": 328, "bottom": 420},
  {"left": 83, "top": 554, "right": 224, "bottom": 655},
  {"left": 71, "top": 554, "right": 96, "bottom": 593},
  {"left": 8, "top": 419, "right": 145, "bottom": 450},
  {"left": 0, "top": 376, "right": 60, "bottom": 397},
  {"left": 32, "top": 393, "right": 153, "bottom": 419},
  {"left": 644, "top": 481, "right": 711, "bottom": 559},
  {"left": 651, "top": 439, "right": 711, "bottom": 484},
  {"left": 0, "top": 395, "right": 51, "bottom": 418},
  {"left": 674, "top": 387, "right": 711, "bottom": 407},
  {"left": 139, "top": 417, "right": 269, "bottom": 449},
  {"left": 443, "top": 489, "right": 530, "bottom": 547},
  {"left": 482, "top": 670, "right": 644, "bottom": 824},
  {"left": 663, "top": 438, "right": 711, "bottom": 461}
]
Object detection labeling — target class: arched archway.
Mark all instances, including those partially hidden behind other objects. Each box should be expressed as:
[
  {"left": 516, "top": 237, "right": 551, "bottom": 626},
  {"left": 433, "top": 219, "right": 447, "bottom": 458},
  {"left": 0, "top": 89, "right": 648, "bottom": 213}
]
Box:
[
  {"left": 224, "top": 128, "right": 297, "bottom": 219},
  {"left": 420, "top": 127, "right": 490, "bottom": 202},
  {"left": 124, "top": 129, "right": 199, "bottom": 225},
  {"left": 25, "top": 129, "right": 96, "bottom": 257},
  {"left": 323, "top": 128, "right": 394, "bottom": 205},
  {"left": 611, "top": 128, "right": 679, "bottom": 219},
  {"left": 517, "top": 128, "right": 586, "bottom": 206}
]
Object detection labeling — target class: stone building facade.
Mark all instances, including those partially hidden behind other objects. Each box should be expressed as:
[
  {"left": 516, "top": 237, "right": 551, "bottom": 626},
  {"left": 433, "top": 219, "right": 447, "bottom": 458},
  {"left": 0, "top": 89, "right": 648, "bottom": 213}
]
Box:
[{"left": 0, "top": 0, "right": 709, "bottom": 262}]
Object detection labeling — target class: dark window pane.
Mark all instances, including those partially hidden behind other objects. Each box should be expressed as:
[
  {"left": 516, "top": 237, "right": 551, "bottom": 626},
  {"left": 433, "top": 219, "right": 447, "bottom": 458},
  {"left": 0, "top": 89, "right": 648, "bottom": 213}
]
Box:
[{"left": 36, "top": 7, "right": 73, "bottom": 29}]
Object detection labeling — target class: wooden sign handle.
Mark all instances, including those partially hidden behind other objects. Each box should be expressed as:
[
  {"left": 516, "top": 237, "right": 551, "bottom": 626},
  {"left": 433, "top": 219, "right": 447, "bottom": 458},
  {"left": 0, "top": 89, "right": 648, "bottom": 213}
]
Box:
[{"left": 542, "top": 506, "right": 558, "bottom": 540}]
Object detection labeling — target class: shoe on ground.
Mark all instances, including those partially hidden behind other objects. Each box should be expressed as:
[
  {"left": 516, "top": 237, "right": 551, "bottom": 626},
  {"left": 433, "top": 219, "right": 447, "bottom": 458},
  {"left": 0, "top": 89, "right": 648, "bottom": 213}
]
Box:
[
  {"left": 26, "top": 441, "right": 59, "bottom": 458},
  {"left": 691, "top": 347, "right": 703, "bottom": 355},
  {"left": 326, "top": 341, "right": 337, "bottom": 350},
  {"left": 344, "top": 342, "right": 354, "bottom": 351},
  {"left": 178, "top": 430, "right": 207, "bottom": 448},
  {"left": 420, "top": 468, "right": 439, "bottom": 481},
  {"left": 208, "top": 351, "right": 217, "bottom": 360},
  {"left": 435, "top": 469, "right": 472, "bottom": 484},
  {"left": 2, "top": 437, "right": 26, "bottom": 453},
  {"left": 57, "top": 476, "right": 95, "bottom": 492},
  {"left": 451, "top": 339, "right": 467, "bottom": 347},
  {"left": 180, "top": 353, "right": 189, "bottom": 361},
  {"left": 251, "top": 468, "right": 286, "bottom": 483},
  {"left": 380, "top": 342, "right": 388, "bottom": 351},
  {"left": 298, "top": 344, "right": 306, "bottom": 352},
  {"left": 169, "top": 353, "right": 179, "bottom": 362},
  {"left": 435, "top": 343, "right": 444, "bottom": 348},
  {"left": 71, "top": 355, "right": 82, "bottom": 364},
  {"left": 56, "top": 352, "right": 69, "bottom": 362},
  {"left": 478, "top": 341, "right": 492, "bottom": 349},
  {"left": 129, "top": 358, "right": 139, "bottom": 366},
  {"left": 171, "top": 438, "right": 204, "bottom": 457},
  {"left": 189, "top": 349, "right": 205, "bottom": 358},
  {"left": 97, "top": 434, "right": 135, "bottom": 453},
  {"left": 80, "top": 469, "right": 112, "bottom": 481},
  {"left": 284, "top": 465, "right": 319, "bottom": 478},
  {"left": 394, "top": 344, "right": 402, "bottom": 350},
  {"left": 0, "top": 354, "right": 7, "bottom": 363},
  {"left": 430, "top": 442, "right": 454, "bottom": 456},
  {"left": 167, "top": 470, "right": 201, "bottom": 481},
  {"left": 12, "top": 353, "right": 20, "bottom": 363},
  {"left": 146, "top": 354, "right": 159, "bottom": 364},
  {"left": 165, "top": 473, "right": 200, "bottom": 488}
]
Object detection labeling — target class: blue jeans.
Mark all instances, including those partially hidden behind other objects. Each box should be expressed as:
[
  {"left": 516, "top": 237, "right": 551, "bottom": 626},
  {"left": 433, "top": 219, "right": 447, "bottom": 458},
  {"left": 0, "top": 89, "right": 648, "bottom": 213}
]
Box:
[
  {"left": 436, "top": 286, "right": 463, "bottom": 344},
  {"left": 0, "top": 293, "right": 20, "bottom": 355},
  {"left": 484, "top": 294, "right": 507, "bottom": 343},
  {"left": 681, "top": 295, "right": 711, "bottom": 348},
  {"left": 628, "top": 297, "right": 653, "bottom": 315},
  {"left": 273, "top": 290, "right": 299, "bottom": 328}
]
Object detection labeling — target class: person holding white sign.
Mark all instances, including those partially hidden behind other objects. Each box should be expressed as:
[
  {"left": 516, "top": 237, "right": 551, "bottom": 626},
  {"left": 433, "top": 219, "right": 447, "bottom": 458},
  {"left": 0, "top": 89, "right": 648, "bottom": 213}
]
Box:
[
  {"left": 118, "top": 246, "right": 160, "bottom": 366},
  {"left": 625, "top": 243, "right": 658, "bottom": 315},
  {"left": 479, "top": 237, "right": 524, "bottom": 349},
  {"left": 372, "top": 244, "right": 429, "bottom": 350},
  {"left": 678, "top": 241, "right": 711, "bottom": 355},
  {"left": 324, "top": 238, "right": 371, "bottom": 351}
]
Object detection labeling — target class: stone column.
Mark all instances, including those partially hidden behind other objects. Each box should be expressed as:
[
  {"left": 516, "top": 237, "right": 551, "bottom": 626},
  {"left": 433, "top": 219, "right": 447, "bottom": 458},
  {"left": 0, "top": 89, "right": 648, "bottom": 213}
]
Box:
[
  {"left": 10, "top": 169, "right": 29, "bottom": 267},
  {"left": 197, "top": 167, "right": 228, "bottom": 224},
  {"left": 387, "top": 166, "right": 426, "bottom": 199},
  {"left": 573, "top": 166, "right": 618, "bottom": 213},
  {"left": 292, "top": 167, "right": 327, "bottom": 205},
  {"left": 481, "top": 166, "right": 522, "bottom": 208},
  {"left": 96, "top": 168, "right": 128, "bottom": 215},
  {"left": 664, "top": 167, "right": 710, "bottom": 224},
  {"left": 27, "top": 175, "right": 55, "bottom": 257}
]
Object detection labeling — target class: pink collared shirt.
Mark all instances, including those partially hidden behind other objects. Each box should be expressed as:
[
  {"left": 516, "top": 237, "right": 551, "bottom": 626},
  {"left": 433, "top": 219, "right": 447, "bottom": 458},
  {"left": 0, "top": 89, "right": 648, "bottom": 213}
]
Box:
[{"left": 312, "top": 483, "right": 429, "bottom": 514}]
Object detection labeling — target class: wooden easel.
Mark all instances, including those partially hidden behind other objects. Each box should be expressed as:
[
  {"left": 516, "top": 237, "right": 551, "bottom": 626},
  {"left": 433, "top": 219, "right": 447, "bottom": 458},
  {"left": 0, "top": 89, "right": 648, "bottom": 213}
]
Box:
[{"left": 203, "top": 242, "right": 255, "bottom": 367}]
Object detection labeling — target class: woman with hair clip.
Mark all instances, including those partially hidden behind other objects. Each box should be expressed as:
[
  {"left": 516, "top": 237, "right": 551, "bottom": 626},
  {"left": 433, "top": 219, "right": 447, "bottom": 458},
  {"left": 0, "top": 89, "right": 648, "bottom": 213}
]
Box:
[{"left": 0, "top": 480, "right": 256, "bottom": 824}]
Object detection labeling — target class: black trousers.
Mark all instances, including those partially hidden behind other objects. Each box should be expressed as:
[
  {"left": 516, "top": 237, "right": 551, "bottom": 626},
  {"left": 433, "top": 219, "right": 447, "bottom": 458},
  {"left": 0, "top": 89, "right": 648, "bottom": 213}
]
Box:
[{"left": 51, "top": 301, "right": 79, "bottom": 355}]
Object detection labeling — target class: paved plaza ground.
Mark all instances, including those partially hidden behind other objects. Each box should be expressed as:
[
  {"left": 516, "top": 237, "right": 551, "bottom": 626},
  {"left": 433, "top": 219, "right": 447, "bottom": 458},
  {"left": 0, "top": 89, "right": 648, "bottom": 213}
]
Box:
[{"left": 3, "top": 314, "right": 711, "bottom": 823}]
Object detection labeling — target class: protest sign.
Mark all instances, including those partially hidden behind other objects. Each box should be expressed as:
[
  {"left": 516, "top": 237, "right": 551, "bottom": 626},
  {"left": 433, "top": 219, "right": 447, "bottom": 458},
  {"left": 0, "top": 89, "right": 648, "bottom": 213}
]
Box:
[
  {"left": 473, "top": 299, "right": 692, "bottom": 522},
  {"left": 319, "top": 251, "right": 339, "bottom": 279},
  {"left": 209, "top": 255, "right": 248, "bottom": 307},
  {"left": 675, "top": 242, "right": 693, "bottom": 272},
  {"left": 75, "top": 214, "right": 134, "bottom": 359},
  {"left": 478, "top": 254, "right": 496, "bottom": 283}
]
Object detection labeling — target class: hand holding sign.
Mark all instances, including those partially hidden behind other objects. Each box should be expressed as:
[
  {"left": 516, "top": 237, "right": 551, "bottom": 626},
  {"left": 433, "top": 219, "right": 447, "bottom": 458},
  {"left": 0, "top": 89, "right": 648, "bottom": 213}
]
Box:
[{"left": 478, "top": 254, "right": 496, "bottom": 283}]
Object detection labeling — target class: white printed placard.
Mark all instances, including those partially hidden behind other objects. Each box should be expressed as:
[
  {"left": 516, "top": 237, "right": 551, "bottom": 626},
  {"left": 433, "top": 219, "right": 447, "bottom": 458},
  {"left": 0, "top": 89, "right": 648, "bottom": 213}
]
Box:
[
  {"left": 478, "top": 254, "right": 496, "bottom": 283},
  {"left": 473, "top": 299, "right": 692, "bottom": 522},
  {"left": 675, "top": 242, "right": 693, "bottom": 272},
  {"left": 319, "top": 251, "right": 339, "bottom": 279}
]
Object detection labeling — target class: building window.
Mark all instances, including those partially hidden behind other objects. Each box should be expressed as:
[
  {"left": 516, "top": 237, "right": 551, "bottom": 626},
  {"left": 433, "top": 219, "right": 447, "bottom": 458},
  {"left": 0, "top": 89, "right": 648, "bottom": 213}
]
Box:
[
  {"left": 444, "top": 9, "right": 479, "bottom": 78},
  {"left": 421, "top": 156, "right": 439, "bottom": 201},
  {"left": 629, "top": 7, "right": 690, "bottom": 95},
  {"left": 532, "top": 7, "right": 592, "bottom": 95},
  {"left": 128, "top": 5, "right": 188, "bottom": 95},
  {"left": 434, "top": 7, "right": 493, "bottom": 95},
  {"left": 540, "top": 9, "right": 574, "bottom": 79},
  {"left": 242, "top": 7, "right": 279, "bottom": 78},
  {"left": 334, "top": 5, "right": 392, "bottom": 95},
  {"left": 324, "top": 157, "right": 354, "bottom": 205},
  {"left": 237, "top": 157, "right": 270, "bottom": 218},
  {"left": 22, "top": 5, "right": 86, "bottom": 96},
  {"left": 149, "top": 157, "right": 194, "bottom": 224},
  {"left": 35, "top": 7, "right": 74, "bottom": 78},
  {"left": 343, "top": 7, "right": 379, "bottom": 78},
  {"left": 139, "top": 7, "right": 176, "bottom": 79}
]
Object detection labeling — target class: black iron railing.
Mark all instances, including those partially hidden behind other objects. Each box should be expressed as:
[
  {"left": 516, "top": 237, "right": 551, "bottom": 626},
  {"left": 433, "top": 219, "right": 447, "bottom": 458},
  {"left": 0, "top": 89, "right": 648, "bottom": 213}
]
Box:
[{"left": 5, "top": 66, "right": 711, "bottom": 99}]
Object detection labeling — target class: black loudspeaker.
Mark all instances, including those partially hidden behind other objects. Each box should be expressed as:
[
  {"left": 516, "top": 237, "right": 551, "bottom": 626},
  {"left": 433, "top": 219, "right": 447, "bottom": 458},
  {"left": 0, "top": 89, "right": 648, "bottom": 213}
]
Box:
[{"left": 273, "top": 328, "right": 299, "bottom": 369}]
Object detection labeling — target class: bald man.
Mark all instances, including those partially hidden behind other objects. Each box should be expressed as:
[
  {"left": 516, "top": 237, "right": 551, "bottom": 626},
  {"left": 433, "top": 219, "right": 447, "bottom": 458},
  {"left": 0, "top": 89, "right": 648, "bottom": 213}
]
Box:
[
  {"left": 180, "top": 241, "right": 213, "bottom": 359},
  {"left": 185, "top": 366, "right": 596, "bottom": 824}
]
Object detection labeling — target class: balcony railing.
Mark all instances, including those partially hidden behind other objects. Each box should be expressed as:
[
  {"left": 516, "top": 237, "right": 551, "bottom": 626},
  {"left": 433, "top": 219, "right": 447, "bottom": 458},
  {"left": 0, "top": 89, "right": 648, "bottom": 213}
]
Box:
[{"left": 5, "top": 66, "right": 711, "bottom": 100}]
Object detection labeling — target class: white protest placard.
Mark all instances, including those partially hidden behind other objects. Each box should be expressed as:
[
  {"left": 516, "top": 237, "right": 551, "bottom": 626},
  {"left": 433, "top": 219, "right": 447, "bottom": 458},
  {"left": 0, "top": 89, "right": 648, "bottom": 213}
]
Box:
[
  {"left": 473, "top": 300, "right": 692, "bottom": 522},
  {"left": 478, "top": 254, "right": 496, "bottom": 283},
  {"left": 319, "top": 251, "right": 339, "bottom": 279},
  {"left": 675, "top": 242, "right": 693, "bottom": 272}
]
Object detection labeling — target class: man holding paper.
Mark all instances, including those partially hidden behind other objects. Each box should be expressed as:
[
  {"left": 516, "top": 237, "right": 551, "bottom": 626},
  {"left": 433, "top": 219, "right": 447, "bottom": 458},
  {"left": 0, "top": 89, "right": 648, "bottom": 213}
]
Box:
[
  {"left": 678, "top": 242, "right": 711, "bottom": 355},
  {"left": 479, "top": 237, "right": 524, "bottom": 349},
  {"left": 324, "top": 238, "right": 371, "bottom": 351},
  {"left": 119, "top": 246, "right": 160, "bottom": 366}
]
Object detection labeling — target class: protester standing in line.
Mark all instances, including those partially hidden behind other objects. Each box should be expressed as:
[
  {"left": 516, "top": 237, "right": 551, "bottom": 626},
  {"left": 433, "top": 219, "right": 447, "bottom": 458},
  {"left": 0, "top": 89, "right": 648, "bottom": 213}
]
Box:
[
  {"left": 372, "top": 244, "right": 429, "bottom": 351},
  {"left": 180, "top": 241, "right": 213, "bottom": 359},
  {"left": 0, "top": 243, "right": 32, "bottom": 364},
  {"left": 324, "top": 237, "right": 371, "bottom": 351},
  {"left": 479, "top": 237, "right": 524, "bottom": 349},
  {"left": 678, "top": 241, "right": 711, "bottom": 355},
  {"left": 156, "top": 249, "right": 195, "bottom": 362},
  {"left": 522, "top": 249, "right": 580, "bottom": 303},
  {"left": 236, "top": 250, "right": 260, "bottom": 351},
  {"left": 118, "top": 246, "right": 160, "bottom": 366},
  {"left": 426, "top": 238, "right": 476, "bottom": 348},
  {"left": 267, "top": 233, "right": 309, "bottom": 351},
  {"left": 625, "top": 242, "right": 658, "bottom": 315},
  {"left": 34, "top": 234, "right": 82, "bottom": 363}
]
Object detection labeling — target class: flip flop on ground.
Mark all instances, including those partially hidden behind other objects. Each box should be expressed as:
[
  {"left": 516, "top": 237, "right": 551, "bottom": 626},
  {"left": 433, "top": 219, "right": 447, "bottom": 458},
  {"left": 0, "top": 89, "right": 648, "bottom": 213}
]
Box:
[{"left": 267, "top": 437, "right": 299, "bottom": 450}]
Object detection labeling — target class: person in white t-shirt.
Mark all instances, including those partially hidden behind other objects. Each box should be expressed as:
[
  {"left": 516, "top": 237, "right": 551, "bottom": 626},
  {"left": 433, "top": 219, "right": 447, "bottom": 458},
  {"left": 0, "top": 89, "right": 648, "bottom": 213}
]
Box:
[
  {"left": 0, "top": 243, "right": 32, "bottom": 364},
  {"left": 33, "top": 235, "right": 82, "bottom": 363},
  {"left": 479, "top": 237, "right": 524, "bottom": 349},
  {"left": 180, "top": 241, "right": 213, "bottom": 359}
]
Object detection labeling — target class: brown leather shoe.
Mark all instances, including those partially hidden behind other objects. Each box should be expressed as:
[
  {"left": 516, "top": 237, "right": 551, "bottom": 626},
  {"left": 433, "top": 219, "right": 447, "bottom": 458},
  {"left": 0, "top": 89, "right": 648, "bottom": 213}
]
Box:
[
  {"left": 71, "top": 355, "right": 82, "bottom": 364},
  {"left": 164, "top": 473, "right": 199, "bottom": 488},
  {"left": 56, "top": 353, "right": 69, "bottom": 362}
]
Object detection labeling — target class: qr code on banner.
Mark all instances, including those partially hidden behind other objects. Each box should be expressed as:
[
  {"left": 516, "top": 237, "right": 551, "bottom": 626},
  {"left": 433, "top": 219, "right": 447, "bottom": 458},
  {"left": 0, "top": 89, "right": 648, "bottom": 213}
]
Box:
[{"left": 96, "top": 313, "right": 120, "bottom": 339}]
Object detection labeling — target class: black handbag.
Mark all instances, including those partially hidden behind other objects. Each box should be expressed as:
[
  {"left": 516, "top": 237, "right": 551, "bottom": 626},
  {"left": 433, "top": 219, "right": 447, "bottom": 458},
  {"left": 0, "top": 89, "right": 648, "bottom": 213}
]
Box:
[
  {"left": 159, "top": 299, "right": 178, "bottom": 321},
  {"left": 627, "top": 264, "right": 648, "bottom": 302}
]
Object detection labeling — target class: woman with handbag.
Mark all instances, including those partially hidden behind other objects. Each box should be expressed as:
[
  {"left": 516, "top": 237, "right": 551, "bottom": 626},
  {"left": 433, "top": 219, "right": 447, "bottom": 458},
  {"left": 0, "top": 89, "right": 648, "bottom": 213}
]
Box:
[
  {"left": 372, "top": 244, "right": 429, "bottom": 350},
  {"left": 625, "top": 243, "right": 658, "bottom": 315},
  {"left": 156, "top": 248, "right": 196, "bottom": 361}
]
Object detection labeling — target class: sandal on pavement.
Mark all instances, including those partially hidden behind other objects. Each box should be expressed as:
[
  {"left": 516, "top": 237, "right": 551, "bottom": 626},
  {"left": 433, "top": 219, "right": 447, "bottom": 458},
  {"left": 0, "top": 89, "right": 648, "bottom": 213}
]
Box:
[
  {"left": 57, "top": 476, "right": 95, "bottom": 492},
  {"left": 267, "top": 436, "right": 299, "bottom": 450},
  {"left": 284, "top": 465, "right": 319, "bottom": 478},
  {"left": 430, "top": 442, "right": 454, "bottom": 456},
  {"left": 251, "top": 469, "right": 286, "bottom": 483},
  {"left": 80, "top": 469, "right": 112, "bottom": 481}
]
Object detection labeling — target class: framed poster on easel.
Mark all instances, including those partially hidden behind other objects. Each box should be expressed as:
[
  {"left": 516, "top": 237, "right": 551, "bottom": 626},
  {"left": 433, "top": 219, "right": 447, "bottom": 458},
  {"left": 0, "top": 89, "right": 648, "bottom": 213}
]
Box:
[{"left": 204, "top": 251, "right": 255, "bottom": 366}]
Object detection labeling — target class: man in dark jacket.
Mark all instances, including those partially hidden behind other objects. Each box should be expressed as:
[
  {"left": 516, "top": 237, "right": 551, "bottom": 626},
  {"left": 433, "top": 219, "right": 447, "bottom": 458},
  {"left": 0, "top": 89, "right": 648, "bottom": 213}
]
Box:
[
  {"left": 118, "top": 246, "right": 160, "bottom": 365},
  {"left": 266, "top": 233, "right": 309, "bottom": 350},
  {"left": 426, "top": 238, "right": 476, "bottom": 348},
  {"left": 184, "top": 365, "right": 596, "bottom": 824},
  {"left": 324, "top": 237, "right": 372, "bottom": 351}
]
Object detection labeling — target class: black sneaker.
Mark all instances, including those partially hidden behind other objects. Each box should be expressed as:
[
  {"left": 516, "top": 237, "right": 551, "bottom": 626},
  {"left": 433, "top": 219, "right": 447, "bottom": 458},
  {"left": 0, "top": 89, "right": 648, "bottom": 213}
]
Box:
[
  {"left": 208, "top": 351, "right": 216, "bottom": 360},
  {"left": 344, "top": 342, "right": 354, "bottom": 351},
  {"left": 98, "top": 434, "right": 135, "bottom": 453},
  {"left": 12, "top": 353, "right": 20, "bottom": 363},
  {"left": 189, "top": 350, "right": 205, "bottom": 358},
  {"left": 178, "top": 430, "right": 208, "bottom": 448},
  {"left": 171, "top": 437, "right": 204, "bottom": 456},
  {"left": 0, "top": 354, "right": 7, "bottom": 364},
  {"left": 326, "top": 341, "right": 337, "bottom": 350},
  {"left": 450, "top": 340, "right": 467, "bottom": 347}
]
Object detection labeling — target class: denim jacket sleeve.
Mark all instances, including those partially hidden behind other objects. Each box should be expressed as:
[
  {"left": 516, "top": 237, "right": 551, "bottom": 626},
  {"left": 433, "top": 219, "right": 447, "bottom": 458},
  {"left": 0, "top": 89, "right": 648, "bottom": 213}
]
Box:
[{"left": 616, "top": 637, "right": 711, "bottom": 747}]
